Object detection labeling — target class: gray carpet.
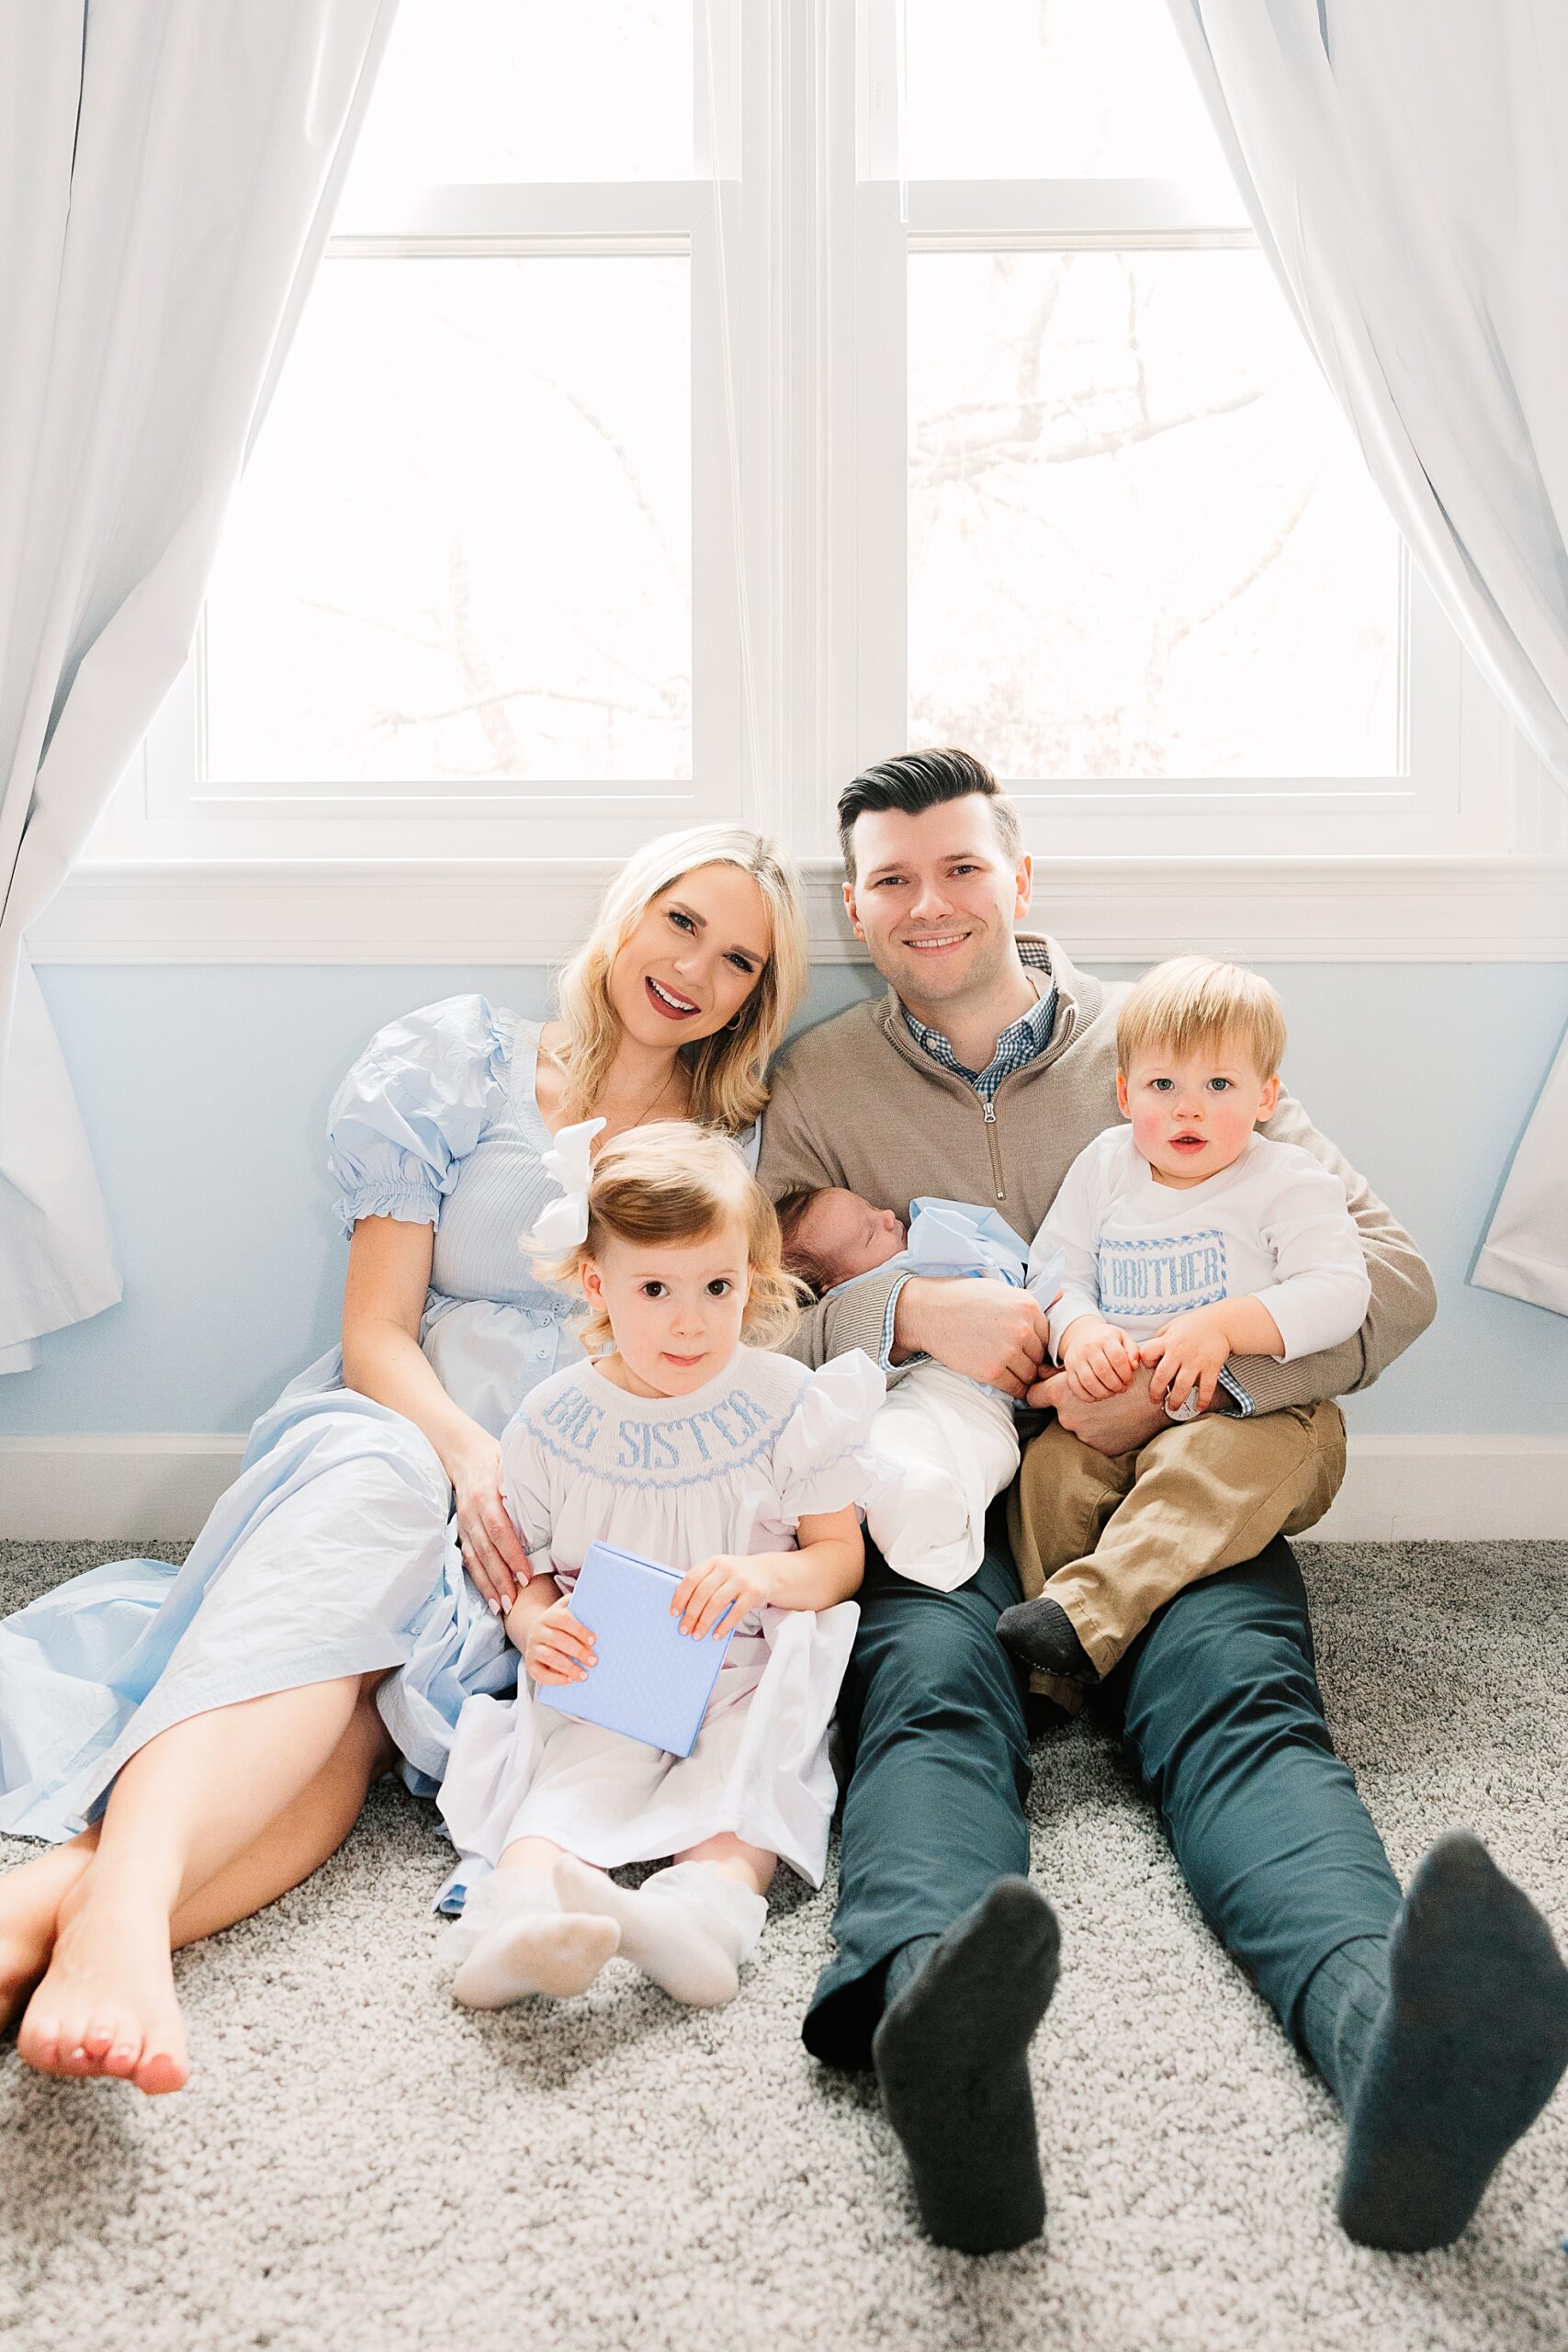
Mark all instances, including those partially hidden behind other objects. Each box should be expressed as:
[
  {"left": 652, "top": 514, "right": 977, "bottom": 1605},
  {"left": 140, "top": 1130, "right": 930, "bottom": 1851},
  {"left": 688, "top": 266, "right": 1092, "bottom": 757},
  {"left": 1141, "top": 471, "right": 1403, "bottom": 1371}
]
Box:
[{"left": 2, "top": 1540, "right": 1564, "bottom": 2352}]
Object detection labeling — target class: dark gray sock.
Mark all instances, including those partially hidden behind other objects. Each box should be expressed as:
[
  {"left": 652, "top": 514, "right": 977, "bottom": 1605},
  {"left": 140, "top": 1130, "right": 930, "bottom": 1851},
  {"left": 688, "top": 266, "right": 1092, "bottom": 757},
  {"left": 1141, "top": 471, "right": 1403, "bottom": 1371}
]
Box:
[
  {"left": 995, "top": 1595, "right": 1096, "bottom": 1682},
  {"left": 1299, "top": 1934, "right": 1392, "bottom": 2109},
  {"left": 1333, "top": 1831, "right": 1568, "bottom": 2252},
  {"left": 872, "top": 1878, "right": 1059, "bottom": 2256}
]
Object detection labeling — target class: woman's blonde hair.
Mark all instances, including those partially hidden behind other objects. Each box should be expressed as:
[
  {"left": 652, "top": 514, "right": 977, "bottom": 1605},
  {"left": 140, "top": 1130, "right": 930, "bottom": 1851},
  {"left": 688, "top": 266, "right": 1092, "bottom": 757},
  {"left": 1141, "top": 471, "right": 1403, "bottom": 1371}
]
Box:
[
  {"left": 542, "top": 1122, "right": 806, "bottom": 1355},
  {"left": 554, "top": 825, "right": 809, "bottom": 1136},
  {"left": 1116, "top": 955, "right": 1287, "bottom": 1078}
]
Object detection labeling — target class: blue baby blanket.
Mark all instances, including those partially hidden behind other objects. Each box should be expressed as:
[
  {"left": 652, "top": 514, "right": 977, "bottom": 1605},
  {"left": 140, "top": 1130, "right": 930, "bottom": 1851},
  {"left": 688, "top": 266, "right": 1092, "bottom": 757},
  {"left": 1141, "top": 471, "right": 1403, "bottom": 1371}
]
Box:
[{"left": 537, "top": 1541, "right": 734, "bottom": 1757}]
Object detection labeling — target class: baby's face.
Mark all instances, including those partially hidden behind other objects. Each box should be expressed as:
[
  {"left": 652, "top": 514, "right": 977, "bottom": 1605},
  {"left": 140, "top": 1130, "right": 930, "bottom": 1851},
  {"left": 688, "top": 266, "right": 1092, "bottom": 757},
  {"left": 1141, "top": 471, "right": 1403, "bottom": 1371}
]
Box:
[
  {"left": 1118, "top": 1032, "right": 1280, "bottom": 1189},
  {"left": 799, "top": 1189, "right": 908, "bottom": 1284}
]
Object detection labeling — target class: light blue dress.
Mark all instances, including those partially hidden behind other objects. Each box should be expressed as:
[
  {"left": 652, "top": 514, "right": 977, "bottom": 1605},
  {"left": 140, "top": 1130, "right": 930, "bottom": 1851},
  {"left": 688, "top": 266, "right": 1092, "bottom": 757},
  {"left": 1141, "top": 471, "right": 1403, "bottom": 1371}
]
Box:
[{"left": 0, "top": 998, "right": 592, "bottom": 1842}]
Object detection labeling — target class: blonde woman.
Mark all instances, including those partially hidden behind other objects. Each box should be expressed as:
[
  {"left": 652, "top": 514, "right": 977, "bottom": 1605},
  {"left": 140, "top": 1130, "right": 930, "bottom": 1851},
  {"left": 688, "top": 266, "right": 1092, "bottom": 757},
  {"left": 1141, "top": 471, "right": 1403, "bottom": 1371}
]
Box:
[{"left": 0, "top": 825, "right": 808, "bottom": 2097}]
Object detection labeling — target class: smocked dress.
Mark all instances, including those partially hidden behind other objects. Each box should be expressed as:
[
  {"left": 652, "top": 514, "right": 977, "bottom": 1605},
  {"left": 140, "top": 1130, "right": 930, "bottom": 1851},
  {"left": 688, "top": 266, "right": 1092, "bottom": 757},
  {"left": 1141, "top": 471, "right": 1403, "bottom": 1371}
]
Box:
[
  {"left": 0, "top": 999, "right": 622, "bottom": 1842},
  {"left": 436, "top": 1344, "right": 885, "bottom": 1902}
]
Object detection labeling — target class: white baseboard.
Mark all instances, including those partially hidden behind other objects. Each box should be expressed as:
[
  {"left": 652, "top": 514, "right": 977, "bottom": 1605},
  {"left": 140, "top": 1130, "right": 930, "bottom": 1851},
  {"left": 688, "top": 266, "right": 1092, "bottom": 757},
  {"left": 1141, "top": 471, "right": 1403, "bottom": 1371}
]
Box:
[
  {"left": 1311, "top": 1436, "right": 1568, "bottom": 1544},
  {"left": 0, "top": 1431, "right": 1565, "bottom": 1545},
  {"left": 0, "top": 1435, "right": 248, "bottom": 1542}
]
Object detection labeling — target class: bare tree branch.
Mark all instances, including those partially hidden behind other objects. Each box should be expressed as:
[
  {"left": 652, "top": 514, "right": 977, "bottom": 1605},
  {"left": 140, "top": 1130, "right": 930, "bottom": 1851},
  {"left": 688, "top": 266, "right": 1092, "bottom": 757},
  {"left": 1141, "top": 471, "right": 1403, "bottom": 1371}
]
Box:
[
  {"left": 447, "top": 536, "right": 527, "bottom": 770},
  {"left": 547, "top": 380, "right": 690, "bottom": 607},
  {"left": 911, "top": 384, "right": 1266, "bottom": 490},
  {"left": 375, "top": 680, "right": 687, "bottom": 735},
  {"left": 1165, "top": 479, "right": 1317, "bottom": 652},
  {"left": 298, "top": 597, "right": 447, "bottom": 657}
]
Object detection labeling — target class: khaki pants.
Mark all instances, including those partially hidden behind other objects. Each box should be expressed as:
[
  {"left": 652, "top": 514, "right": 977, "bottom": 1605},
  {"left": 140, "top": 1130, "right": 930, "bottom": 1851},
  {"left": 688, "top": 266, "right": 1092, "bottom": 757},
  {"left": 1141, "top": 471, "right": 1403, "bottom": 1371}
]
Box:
[{"left": 1006, "top": 1400, "right": 1348, "bottom": 1687}]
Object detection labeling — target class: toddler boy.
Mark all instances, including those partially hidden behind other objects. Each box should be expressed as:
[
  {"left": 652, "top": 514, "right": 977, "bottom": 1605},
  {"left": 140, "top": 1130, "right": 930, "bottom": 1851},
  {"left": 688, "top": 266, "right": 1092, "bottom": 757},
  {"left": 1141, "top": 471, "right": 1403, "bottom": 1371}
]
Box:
[{"left": 997, "top": 955, "right": 1371, "bottom": 1684}]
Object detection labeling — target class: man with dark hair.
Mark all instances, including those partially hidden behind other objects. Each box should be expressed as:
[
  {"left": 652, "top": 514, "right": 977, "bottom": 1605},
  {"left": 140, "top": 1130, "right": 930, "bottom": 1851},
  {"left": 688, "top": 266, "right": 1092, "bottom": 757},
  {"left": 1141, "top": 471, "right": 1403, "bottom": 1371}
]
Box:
[
  {"left": 758, "top": 748, "right": 1568, "bottom": 2259},
  {"left": 836, "top": 746, "right": 1025, "bottom": 878}
]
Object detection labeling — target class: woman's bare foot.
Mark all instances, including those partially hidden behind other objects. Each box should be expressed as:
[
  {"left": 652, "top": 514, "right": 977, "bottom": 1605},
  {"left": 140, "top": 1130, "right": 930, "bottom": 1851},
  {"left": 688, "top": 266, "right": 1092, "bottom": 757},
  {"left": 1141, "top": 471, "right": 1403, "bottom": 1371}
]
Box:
[
  {"left": 0, "top": 1843, "right": 98, "bottom": 2036},
  {"left": 17, "top": 1871, "right": 188, "bottom": 2095}
]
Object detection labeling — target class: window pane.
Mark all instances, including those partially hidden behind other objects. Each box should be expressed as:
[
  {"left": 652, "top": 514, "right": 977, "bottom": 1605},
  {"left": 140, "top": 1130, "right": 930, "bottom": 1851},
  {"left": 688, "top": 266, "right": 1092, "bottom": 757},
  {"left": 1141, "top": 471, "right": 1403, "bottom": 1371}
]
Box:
[
  {"left": 905, "top": 0, "right": 1235, "bottom": 187},
  {"left": 908, "top": 251, "right": 1401, "bottom": 780},
  {"left": 341, "top": 0, "right": 693, "bottom": 196},
  {"left": 205, "top": 258, "right": 691, "bottom": 786}
]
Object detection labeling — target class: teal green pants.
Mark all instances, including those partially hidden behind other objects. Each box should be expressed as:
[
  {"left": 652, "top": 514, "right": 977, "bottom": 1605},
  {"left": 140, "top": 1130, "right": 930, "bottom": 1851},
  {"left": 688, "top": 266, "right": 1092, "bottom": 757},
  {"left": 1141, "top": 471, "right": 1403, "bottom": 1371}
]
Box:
[{"left": 802, "top": 1528, "right": 1402, "bottom": 2070}]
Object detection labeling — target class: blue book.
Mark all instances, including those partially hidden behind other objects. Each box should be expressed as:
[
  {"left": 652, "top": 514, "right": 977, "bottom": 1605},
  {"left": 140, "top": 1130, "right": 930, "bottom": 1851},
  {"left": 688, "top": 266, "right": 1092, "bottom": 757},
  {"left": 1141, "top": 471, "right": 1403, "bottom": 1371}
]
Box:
[{"left": 536, "top": 1540, "right": 735, "bottom": 1758}]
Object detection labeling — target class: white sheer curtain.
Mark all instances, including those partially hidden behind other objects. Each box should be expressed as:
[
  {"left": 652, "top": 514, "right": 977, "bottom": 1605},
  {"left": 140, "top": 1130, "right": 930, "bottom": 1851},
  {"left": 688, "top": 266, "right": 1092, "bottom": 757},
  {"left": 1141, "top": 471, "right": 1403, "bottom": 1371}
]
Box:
[
  {"left": 1167, "top": 0, "right": 1568, "bottom": 1316},
  {"left": 0, "top": 0, "right": 399, "bottom": 1372}
]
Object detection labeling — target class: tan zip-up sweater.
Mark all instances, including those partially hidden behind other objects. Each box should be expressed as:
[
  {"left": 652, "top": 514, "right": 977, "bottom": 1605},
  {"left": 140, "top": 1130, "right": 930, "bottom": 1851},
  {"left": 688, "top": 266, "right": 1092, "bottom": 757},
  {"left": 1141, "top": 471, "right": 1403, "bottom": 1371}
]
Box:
[{"left": 757, "top": 935, "right": 1437, "bottom": 1411}]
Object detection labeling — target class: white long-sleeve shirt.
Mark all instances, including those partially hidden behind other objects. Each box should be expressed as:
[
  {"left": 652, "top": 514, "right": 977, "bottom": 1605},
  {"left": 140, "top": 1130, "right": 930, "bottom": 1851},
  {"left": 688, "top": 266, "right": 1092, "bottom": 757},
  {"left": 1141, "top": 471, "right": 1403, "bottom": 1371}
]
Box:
[{"left": 1029, "top": 1127, "right": 1372, "bottom": 1365}]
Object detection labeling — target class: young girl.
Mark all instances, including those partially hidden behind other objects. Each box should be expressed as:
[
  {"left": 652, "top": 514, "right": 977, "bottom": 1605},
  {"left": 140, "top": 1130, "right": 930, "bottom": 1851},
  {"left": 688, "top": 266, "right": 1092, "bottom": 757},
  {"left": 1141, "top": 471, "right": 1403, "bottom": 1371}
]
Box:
[{"left": 436, "top": 1120, "right": 884, "bottom": 2011}]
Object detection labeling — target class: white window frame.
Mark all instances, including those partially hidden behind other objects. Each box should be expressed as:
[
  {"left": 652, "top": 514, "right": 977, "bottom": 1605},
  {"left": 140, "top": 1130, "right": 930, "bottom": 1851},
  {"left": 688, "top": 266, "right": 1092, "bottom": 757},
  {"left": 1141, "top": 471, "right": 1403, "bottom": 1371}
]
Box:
[
  {"left": 52, "top": 0, "right": 1566, "bottom": 967},
  {"left": 92, "top": 7, "right": 754, "bottom": 865},
  {"left": 843, "top": 1, "right": 1517, "bottom": 864}
]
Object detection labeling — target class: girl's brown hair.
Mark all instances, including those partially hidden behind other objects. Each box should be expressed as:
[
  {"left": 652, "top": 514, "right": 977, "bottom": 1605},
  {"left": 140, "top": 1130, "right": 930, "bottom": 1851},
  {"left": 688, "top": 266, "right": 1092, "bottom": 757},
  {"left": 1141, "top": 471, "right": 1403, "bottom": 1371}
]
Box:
[{"left": 541, "top": 1122, "right": 807, "bottom": 1355}]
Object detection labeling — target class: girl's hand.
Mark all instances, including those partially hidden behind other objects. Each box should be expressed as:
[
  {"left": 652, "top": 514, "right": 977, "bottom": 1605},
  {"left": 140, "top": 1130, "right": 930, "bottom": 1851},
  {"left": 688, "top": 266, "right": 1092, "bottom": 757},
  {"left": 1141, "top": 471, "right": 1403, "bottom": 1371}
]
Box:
[
  {"left": 525, "top": 1598, "right": 597, "bottom": 1687},
  {"left": 1139, "top": 1309, "right": 1230, "bottom": 1413},
  {"left": 446, "top": 1430, "right": 530, "bottom": 1616},
  {"left": 1061, "top": 1317, "right": 1139, "bottom": 1402},
  {"left": 671, "top": 1554, "right": 779, "bottom": 1640}
]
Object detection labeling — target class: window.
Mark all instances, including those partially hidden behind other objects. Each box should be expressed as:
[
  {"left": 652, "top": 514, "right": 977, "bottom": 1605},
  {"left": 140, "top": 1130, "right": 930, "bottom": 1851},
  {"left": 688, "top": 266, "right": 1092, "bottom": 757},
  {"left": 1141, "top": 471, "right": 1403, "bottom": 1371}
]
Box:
[
  {"left": 100, "top": 0, "right": 743, "bottom": 862},
  {"left": 851, "top": 0, "right": 1501, "bottom": 858},
  {"left": 92, "top": 0, "right": 1530, "bottom": 891}
]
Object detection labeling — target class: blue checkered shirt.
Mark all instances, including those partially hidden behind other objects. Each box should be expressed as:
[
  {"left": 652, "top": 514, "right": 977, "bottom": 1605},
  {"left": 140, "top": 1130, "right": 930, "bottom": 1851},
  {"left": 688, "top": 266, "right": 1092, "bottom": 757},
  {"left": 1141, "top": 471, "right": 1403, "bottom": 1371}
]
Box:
[
  {"left": 876, "top": 943, "right": 1057, "bottom": 1369},
  {"left": 900, "top": 938, "right": 1058, "bottom": 1102}
]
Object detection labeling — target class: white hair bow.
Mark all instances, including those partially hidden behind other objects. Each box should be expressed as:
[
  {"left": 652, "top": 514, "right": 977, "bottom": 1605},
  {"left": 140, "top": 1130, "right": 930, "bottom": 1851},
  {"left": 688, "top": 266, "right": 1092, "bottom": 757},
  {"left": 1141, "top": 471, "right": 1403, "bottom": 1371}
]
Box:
[{"left": 529, "top": 1116, "right": 607, "bottom": 1250}]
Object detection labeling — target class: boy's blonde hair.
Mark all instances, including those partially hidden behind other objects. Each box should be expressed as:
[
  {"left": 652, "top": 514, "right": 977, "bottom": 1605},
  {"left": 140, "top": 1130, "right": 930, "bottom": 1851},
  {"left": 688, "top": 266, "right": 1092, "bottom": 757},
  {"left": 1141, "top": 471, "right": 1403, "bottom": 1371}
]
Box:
[
  {"left": 554, "top": 825, "right": 809, "bottom": 1138},
  {"left": 1116, "top": 956, "right": 1287, "bottom": 1078},
  {"left": 541, "top": 1121, "right": 806, "bottom": 1355}
]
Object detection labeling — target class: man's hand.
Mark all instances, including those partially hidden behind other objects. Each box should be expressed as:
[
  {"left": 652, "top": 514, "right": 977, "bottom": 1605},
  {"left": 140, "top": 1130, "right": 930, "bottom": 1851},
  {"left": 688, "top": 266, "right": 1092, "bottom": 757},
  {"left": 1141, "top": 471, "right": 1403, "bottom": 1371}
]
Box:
[
  {"left": 1058, "top": 1314, "right": 1139, "bottom": 1402},
  {"left": 1027, "top": 1363, "right": 1178, "bottom": 1456},
  {"left": 894, "top": 1276, "right": 1050, "bottom": 1399}
]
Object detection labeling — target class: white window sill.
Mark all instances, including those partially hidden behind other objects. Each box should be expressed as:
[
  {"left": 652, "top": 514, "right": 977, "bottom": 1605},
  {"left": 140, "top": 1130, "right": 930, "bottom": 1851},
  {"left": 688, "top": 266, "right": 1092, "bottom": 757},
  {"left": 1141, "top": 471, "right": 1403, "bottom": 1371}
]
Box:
[{"left": 27, "top": 854, "right": 1568, "bottom": 965}]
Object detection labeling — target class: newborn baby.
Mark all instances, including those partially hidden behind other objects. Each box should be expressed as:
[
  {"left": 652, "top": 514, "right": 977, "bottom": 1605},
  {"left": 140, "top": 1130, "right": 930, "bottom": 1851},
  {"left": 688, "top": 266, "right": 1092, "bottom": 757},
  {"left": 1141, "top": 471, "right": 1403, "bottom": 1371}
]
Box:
[{"left": 777, "top": 1187, "right": 1058, "bottom": 1592}]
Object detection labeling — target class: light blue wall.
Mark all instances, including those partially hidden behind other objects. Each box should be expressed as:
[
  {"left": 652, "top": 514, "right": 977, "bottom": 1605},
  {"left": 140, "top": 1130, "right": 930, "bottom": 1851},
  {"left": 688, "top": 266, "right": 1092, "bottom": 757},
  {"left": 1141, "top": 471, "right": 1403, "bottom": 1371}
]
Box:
[{"left": 6, "top": 960, "right": 1567, "bottom": 1438}]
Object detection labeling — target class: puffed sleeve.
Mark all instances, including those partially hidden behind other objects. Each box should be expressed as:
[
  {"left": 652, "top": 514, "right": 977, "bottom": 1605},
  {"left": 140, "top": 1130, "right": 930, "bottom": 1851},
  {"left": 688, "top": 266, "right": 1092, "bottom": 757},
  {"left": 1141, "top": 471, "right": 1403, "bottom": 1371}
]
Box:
[
  {"left": 499, "top": 1408, "right": 556, "bottom": 1578},
  {"left": 326, "top": 996, "right": 513, "bottom": 1234},
  {"left": 767, "top": 1350, "right": 887, "bottom": 1524}
]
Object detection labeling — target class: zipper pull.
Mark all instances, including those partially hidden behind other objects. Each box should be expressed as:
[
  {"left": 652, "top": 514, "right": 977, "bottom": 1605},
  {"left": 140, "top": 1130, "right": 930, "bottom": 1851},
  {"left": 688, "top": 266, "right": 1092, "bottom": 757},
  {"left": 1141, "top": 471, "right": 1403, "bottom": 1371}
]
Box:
[{"left": 981, "top": 1097, "right": 1005, "bottom": 1200}]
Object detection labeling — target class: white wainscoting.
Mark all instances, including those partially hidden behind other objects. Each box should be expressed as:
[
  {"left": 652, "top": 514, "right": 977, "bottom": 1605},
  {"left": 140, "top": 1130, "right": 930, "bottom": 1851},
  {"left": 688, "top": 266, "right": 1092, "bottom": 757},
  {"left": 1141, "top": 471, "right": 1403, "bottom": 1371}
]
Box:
[
  {"left": 28, "top": 853, "right": 1568, "bottom": 966},
  {"left": 1, "top": 1431, "right": 1564, "bottom": 1544}
]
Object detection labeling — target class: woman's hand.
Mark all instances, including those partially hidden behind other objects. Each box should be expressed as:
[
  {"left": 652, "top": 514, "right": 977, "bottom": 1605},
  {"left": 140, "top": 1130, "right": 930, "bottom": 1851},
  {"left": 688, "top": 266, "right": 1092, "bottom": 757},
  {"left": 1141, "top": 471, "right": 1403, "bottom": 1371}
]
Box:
[
  {"left": 446, "top": 1430, "right": 530, "bottom": 1615},
  {"left": 524, "top": 1597, "right": 597, "bottom": 1686},
  {"left": 671, "top": 1554, "right": 780, "bottom": 1640}
]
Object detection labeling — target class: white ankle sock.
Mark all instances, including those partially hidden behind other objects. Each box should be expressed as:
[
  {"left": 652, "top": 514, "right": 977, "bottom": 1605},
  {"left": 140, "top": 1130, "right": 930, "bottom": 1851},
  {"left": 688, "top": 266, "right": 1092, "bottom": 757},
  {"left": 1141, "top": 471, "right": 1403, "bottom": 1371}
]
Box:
[
  {"left": 450, "top": 1866, "right": 620, "bottom": 2009},
  {"left": 554, "top": 1856, "right": 767, "bottom": 2008}
]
